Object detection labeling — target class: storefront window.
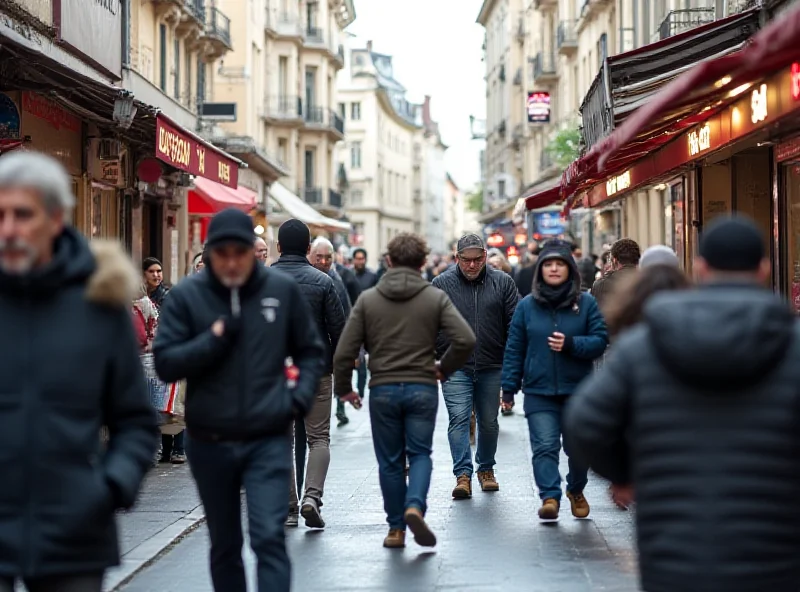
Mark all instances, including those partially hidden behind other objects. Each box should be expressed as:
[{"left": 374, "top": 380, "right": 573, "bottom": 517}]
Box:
[
  {"left": 90, "top": 184, "right": 120, "bottom": 239},
  {"left": 784, "top": 163, "right": 800, "bottom": 312}
]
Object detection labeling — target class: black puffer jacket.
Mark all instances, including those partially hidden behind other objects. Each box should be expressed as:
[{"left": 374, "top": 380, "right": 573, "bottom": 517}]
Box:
[
  {"left": 566, "top": 284, "right": 800, "bottom": 592},
  {"left": 154, "top": 263, "right": 325, "bottom": 440},
  {"left": 0, "top": 229, "right": 159, "bottom": 579},
  {"left": 272, "top": 254, "right": 345, "bottom": 374},
  {"left": 432, "top": 265, "right": 519, "bottom": 370},
  {"left": 336, "top": 263, "right": 361, "bottom": 305}
]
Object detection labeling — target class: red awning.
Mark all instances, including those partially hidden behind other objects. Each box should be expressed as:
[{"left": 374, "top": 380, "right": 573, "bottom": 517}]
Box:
[
  {"left": 189, "top": 176, "right": 257, "bottom": 216},
  {"left": 524, "top": 186, "right": 561, "bottom": 210},
  {"left": 526, "top": 4, "right": 800, "bottom": 211}
]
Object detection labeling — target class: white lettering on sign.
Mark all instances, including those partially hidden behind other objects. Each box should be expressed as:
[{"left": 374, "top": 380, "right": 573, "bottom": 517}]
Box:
[
  {"left": 688, "top": 123, "right": 711, "bottom": 157},
  {"left": 606, "top": 170, "right": 631, "bottom": 197},
  {"left": 751, "top": 83, "right": 768, "bottom": 124},
  {"left": 158, "top": 127, "right": 191, "bottom": 167}
]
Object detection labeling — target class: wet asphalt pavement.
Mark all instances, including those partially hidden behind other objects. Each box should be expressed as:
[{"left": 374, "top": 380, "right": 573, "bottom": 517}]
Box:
[{"left": 120, "top": 391, "right": 639, "bottom": 592}]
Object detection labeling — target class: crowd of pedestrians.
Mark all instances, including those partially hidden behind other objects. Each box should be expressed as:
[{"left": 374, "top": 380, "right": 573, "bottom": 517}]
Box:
[{"left": 4, "top": 150, "right": 800, "bottom": 592}]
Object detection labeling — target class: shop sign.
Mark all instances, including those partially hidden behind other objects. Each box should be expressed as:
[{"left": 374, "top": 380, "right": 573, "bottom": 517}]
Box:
[
  {"left": 776, "top": 137, "right": 800, "bottom": 163},
  {"left": 751, "top": 83, "right": 768, "bottom": 124},
  {"left": 527, "top": 91, "right": 551, "bottom": 124},
  {"left": 21, "top": 92, "right": 80, "bottom": 133},
  {"left": 155, "top": 116, "right": 239, "bottom": 189},
  {"left": 791, "top": 63, "right": 800, "bottom": 101},
  {"left": 57, "top": 0, "right": 122, "bottom": 76},
  {"left": 0, "top": 93, "right": 21, "bottom": 140},
  {"left": 97, "top": 159, "right": 123, "bottom": 186},
  {"left": 688, "top": 122, "right": 711, "bottom": 156},
  {"left": 606, "top": 170, "right": 631, "bottom": 197},
  {"left": 533, "top": 211, "right": 564, "bottom": 236}
]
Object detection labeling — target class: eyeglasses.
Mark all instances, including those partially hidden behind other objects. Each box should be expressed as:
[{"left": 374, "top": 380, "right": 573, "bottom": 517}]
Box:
[{"left": 458, "top": 254, "right": 486, "bottom": 266}]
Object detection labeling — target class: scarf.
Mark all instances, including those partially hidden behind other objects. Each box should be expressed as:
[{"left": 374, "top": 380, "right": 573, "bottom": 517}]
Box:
[{"left": 538, "top": 278, "right": 574, "bottom": 309}]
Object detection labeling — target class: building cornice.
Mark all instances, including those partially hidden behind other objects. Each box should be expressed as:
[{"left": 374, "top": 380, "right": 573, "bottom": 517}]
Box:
[
  {"left": 476, "top": 0, "right": 498, "bottom": 26},
  {"left": 376, "top": 88, "right": 421, "bottom": 132}
]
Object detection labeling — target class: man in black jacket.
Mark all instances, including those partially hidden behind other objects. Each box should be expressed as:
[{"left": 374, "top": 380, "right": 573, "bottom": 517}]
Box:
[
  {"left": 154, "top": 209, "right": 325, "bottom": 592},
  {"left": 335, "top": 244, "right": 361, "bottom": 306},
  {"left": 566, "top": 215, "right": 800, "bottom": 592},
  {"left": 432, "top": 233, "right": 520, "bottom": 499},
  {"left": 272, "top": 220, "right": 345, "bottom": 529},
  {"left": 0, "top": 151, "right": 158, "bottom": 592}
]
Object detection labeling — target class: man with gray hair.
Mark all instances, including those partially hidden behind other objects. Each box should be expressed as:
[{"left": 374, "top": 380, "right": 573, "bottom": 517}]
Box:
[
  {"left": 0, "top": 151, "right": 159, "bottom": 592},
  {"left": 310, "top": 236, "right": 352, "bottom": 426}
]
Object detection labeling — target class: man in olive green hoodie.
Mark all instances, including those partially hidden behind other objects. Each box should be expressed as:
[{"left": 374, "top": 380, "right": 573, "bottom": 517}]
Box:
[{"left": 333, "top": 233, "right": 475, "bottom": 550}]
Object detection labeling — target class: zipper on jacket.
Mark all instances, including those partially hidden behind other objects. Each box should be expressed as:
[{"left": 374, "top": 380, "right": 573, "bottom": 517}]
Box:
[
  {"left": 551, "top": 309, "right": 559, "bottom": 396},
  {"left": 24, "top": 296, "right": 35, "bottom": 576},
  {"left": 236, "top": 300, "right": 247, "bottom": 435},
  {"left": 473, "top": 282, "right": 480, "bottom": 367}
]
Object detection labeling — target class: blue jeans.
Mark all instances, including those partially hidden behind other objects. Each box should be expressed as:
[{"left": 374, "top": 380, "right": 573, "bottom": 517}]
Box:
[
  {"left": 526, "top": 405, "right": 589, "bottom": 501},
  {"left": 369, "top": 383, "right": 438, "bottom": 530},
  {"left": 188, "top": 434, "right": 291, "bottom": 592},
  {"left": 441, "top": 369, "right": 501, "bottom": 478}
]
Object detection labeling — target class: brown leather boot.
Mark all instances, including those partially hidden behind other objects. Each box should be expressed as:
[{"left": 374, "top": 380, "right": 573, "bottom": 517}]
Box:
[
  {"left": 567, "top": 491, "right": 591, "bottom": 518},
  {"left": 477, "top": 470, "right": 499, "bottom": 492},
  {"left": 538, "top": 498, "right": 560, "bottom": 520},
  {"left": 404, "top": 507, "right": 436, "bottom": 547},
  {"left": 383, "top": 529, "right": 406, "bottom": 548},
  {"left": 452, "top": 474, "right": 472, "bottom": 499}
]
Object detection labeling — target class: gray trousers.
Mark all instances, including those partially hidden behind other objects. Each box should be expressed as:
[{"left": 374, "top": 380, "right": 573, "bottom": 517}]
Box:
[
  {"left": 289, "top": 375, "right": 332, "bottom": 510},
  {"left": 0, "top": 574, "right": 103, "bottom": 592}
]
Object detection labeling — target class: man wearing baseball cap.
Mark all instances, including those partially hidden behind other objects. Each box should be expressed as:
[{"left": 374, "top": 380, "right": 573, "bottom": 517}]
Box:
[
  {"left": 154, "top": 208, "right": 325, "bottom": 592},
  {"left": 567, "top": 215, "right": 800, "bottom": 592},
  {"left": 432, "top": 233, "right": 520, "bottom": 499}
]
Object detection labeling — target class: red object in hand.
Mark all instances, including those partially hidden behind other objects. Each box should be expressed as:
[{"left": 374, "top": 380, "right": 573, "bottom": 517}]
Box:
[{"left": 285, "top": 365, "right": 299, "bottom": 380}]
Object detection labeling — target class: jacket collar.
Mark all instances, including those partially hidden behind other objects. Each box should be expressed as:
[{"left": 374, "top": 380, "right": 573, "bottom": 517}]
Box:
[
  {"left": 276, "top": 253, "right": 311, "bottom": 266},
  {"left": 456, "top": 263, "right": 487, "bottom": 284}
]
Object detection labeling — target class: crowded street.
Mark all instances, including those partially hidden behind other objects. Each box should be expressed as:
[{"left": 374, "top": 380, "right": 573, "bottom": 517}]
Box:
[{"left": 116, "top": 396, "right": 637, "bottom": 592}]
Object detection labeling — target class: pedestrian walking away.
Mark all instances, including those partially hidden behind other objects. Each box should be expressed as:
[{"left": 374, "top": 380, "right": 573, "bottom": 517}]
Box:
[
  {"left": 566, "top": 215, "right": 800, "bottom": 592},
  {"left": 0, "top": 151, "right": 159, "bottom": 592},
  {"left": 590, "top": 238, "right": 640, "bottom": 313},
  {"left": 272, "top": 220, "right": 346, "bottom": 530},
  {"left": 351, "top": 247, "right": 378, "bottom": 399},
  {"left": 500, "top": 239, "right": 608, "bottom": 521},
  {"left": 153, "top": 208, "right": 325, "bottom": 592},
  {"left": 432, "top": 233, "right": 520, "bottom": 499},
  {"left": 333, "top": 233, "right": 476, "bottom": 548}
]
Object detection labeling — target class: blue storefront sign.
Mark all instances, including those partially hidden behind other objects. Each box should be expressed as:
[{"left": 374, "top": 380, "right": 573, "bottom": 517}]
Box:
[
  {"left": 533, "top": 211, "right": 564, "bottom": 236},
  {"left": 0, "top": 93, "right": 20, "bottom": 140}
]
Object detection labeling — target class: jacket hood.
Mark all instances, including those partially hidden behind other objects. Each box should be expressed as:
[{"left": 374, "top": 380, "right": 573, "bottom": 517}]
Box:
[
  {"left": 0, "top": 227, "right": 137, "bottom": 306},
  {"left": 531, "top": 252, "right": 581, "bottom": 305},
  {"left": 376, "top": 267, "right": 429, "bottom": 301},
  {"left": 644, "top": 284, "right": 795, "bottom": 389}
]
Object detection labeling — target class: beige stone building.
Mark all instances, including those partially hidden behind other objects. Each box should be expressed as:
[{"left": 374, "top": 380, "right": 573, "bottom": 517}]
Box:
[{"left": 336, "top": 41, "right": 422, "bottom": 268}]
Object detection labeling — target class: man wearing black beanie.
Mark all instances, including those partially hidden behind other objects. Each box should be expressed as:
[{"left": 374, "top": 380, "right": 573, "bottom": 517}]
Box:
[
  {"left": 153, "top": 208, "right": 325, "bottom": 592},
  {"left": 271, "top": 218, "right": 345, "bottom": 529},
  {"left": 566, "top": 214, "right": 800, "bottom": 592}
]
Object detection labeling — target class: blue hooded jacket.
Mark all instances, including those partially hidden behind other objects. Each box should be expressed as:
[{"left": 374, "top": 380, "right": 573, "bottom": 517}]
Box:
[{"left": 501, "top": 245, "right": 608, "bottom": 399}]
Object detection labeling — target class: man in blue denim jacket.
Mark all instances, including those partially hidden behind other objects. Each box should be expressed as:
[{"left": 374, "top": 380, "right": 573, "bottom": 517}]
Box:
[{"left": 501, "top": 240, "right": 608, "bottom": 520}]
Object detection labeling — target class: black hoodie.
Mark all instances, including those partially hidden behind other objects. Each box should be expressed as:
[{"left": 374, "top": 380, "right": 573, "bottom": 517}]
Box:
[{"left": 565, "top": 283, "right": 800, "bottom": 592}]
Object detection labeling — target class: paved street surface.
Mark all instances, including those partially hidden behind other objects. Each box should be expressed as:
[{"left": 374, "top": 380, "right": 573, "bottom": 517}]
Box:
[{"left": 121, "top": 392, "right": 638, "bottom": 592}]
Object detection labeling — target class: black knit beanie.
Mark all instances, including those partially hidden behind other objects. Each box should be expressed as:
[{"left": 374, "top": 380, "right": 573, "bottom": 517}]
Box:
[
  {"left": 699, "top": 215, "right": 764, "bottom": 272},
  {"left": 278, "top": 219, "right": 311, "bottom": 256}
]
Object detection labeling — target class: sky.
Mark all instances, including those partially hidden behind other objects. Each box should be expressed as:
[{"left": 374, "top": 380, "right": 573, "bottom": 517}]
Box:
[{"left": 346, "top": 0, "right": 486, "bottom": 192}]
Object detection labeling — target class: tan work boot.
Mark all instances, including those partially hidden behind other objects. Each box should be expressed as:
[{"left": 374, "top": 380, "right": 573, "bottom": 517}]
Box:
[
  {"left": 477, "top": 470, "right": 499, "bottom": 492},
  {"left": 567, "top": 491, "right": 591, "bottom": 518},
  {"left": 404, "top": 507, "right": 437, "bottom": 547},
  {"left": 383, "top": 529, "right": 406, "bottom": 548},
  {"left": 452, "top": 474, "right": 472, "bottom": 499},
  {"left": 538, "top": 498, "right": 560, "bottom": 520}
]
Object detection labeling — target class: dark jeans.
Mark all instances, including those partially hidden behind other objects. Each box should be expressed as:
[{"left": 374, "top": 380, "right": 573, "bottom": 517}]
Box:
[
  {"left": 369, "top": 383, "right": 438, "bottom": 530},
  {"left": 526, "top": 404, "right": 589, "bottom": 501},
  {"left": 0, "top": 574, "right": 103, "bottom": 592},
  {"left": 161, "top": 429, "right": 185, "bottom": 458},
  {"left": 188, "top": 434, "right": 291, "bottom": 592},
  {"left": 356, "top": 361, "right": 367, "bottom": 398}
]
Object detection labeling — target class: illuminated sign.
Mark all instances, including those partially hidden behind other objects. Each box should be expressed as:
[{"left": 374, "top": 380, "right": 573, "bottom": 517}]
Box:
[
  {"left": 527, "top": 91, "right": 551, "bottom": 124},
  {"left": 751, "top": 83, "right": 768, "bottom": 124},
  {"left": 688, "top": 123, "right": 711, "bottom": 156},
  {"left": 792, "top": 63, "right": 800, "bottom": 101},
  {"left": 606, "top": 170, "right": 631, "bottom": 196},
  {"left": 486, "top": 233, "right": 505, "bottom": 247}
]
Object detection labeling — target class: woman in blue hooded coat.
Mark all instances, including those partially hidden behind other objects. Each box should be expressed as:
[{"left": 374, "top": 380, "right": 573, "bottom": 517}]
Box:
[{"left": 500, "top": 239, "right": 608, "bottom": 521}]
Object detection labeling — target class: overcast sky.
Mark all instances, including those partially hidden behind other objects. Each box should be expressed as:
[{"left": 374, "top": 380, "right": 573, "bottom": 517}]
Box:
[{"left": 346, "top": 0, "right": 486, "bottom": 191}]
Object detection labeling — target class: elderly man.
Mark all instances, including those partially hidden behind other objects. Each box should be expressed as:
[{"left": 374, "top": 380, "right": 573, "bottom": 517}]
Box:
[
  {"left": 255, "top": 236, "right": 269, "bottom": 265},
  {"left": 311, "top": 237, "right": 352, "bottom": 426},
  {"left": 0, "top": 151, "right": 159, "bottom": 592}
]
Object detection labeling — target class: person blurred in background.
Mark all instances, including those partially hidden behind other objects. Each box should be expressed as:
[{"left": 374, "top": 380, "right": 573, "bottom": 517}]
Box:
[
  {"left": 142, "top": 256, "right": 169, "bottom": 309},
  {"left": 487, "top": 248, "right": 513, "bottom": 275},
  {"left": 591, "top": 239, "right": 641, "bottom": 312},
  {"left": 255, "top": 237, "right": 269, "bottom": 266},
  {"left": 576, "top": 257, "right": 599, "bottom": 292},
  {"left": 639, "top": 245, "right": 680, "bottom": 269},
  {"left": 192, "top": 251, "right": 205, "bottom": 274}
]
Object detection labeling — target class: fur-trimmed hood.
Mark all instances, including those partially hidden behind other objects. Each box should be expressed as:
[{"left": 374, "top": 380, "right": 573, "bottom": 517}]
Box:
[{"left": 86, "top": 240, "right": 140, "bottom": 307}]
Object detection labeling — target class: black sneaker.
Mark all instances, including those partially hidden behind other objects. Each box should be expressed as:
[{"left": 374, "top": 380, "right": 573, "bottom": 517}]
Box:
[{"left": 170, "top": 453, "right": 187, "bottom": 465}]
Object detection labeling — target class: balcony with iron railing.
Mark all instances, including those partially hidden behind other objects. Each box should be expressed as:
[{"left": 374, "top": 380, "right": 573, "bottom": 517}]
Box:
[
  {"left": 532, "top": 51, "right": 558, "bottom": 83},
  {"left": 328, "top": 189, "right": 343, "bottom": 208},
  {"left": 201, "top": 6, "right": 232, "bottom": 57},
  {"left": 265, "top": 9, "right": 303, "bottom": 39},
  {"left": 304, "top": 25, "right": 325, "bottom": 47},
  {"left": 184, "top": 0, "right": 205, "bottom": 23},
  {"left": 658, "top": 8, "right": 715, "bottom": 41},
  {"left": 302, "top": 106, "right": 345, "bottom": 139},
  {"left": 262, "top": 95, "right": 304, "bottom": 125},
  {"left": 557, "top": 21, "right": 578, "bottom": 55},
  {"left": 303, "top": 187, "right": 323, "bottom": 205}
]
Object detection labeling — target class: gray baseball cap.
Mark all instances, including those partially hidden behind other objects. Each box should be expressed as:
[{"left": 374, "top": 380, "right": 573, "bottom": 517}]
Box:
[{"left": 457, "top": 233, "right": 485, "bottom": 253}]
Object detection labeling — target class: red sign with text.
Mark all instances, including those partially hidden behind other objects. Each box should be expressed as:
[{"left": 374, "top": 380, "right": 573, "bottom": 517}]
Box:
[
  {"left": 792, "top": 63, "right": 800, "bottom": 101},
  {"left": 155, "top": 115, "right": 239, "bottom": 188}
]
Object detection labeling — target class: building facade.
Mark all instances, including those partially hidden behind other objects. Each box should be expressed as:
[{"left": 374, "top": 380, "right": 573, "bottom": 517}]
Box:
[
  {"left": 417, "top": 96, "right": 448, "bottom": 254},
  {"left": 337, "top": 41, "right": 422, "bottom": 268}
]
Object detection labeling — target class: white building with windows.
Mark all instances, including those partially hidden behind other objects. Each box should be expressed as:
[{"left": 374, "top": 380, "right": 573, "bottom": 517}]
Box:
[{"left": 336, "top": 40, "right": 422, "bottom": 267}]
